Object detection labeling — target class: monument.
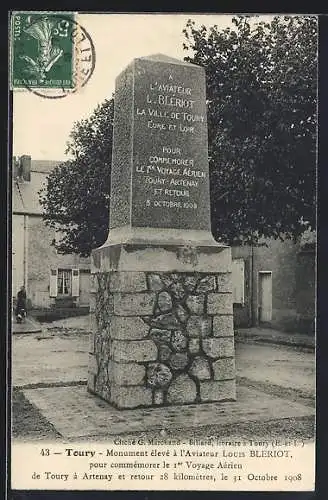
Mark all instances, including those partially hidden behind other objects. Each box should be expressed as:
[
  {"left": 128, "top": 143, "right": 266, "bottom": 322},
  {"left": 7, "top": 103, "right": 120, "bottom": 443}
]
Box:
[{"left": 87, "top": 54, "right": 236, "bottom": 409}]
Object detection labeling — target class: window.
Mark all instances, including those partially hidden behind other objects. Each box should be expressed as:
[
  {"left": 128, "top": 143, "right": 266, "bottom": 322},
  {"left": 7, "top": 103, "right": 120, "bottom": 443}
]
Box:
[
  {"left": 232, "top": 259, "right": 245, "bottom": 304},
  {"left": 58, "top": 269, "right": 72, "bottom": 295},
  {"left": 49, "top": 268, "right": 80, "bottom": 297}
]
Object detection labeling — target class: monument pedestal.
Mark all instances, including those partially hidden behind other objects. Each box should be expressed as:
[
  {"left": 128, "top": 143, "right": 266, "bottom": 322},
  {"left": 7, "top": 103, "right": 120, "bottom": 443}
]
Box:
[{"left": 88, "top": 235, "right": 236, "bottom": 409}]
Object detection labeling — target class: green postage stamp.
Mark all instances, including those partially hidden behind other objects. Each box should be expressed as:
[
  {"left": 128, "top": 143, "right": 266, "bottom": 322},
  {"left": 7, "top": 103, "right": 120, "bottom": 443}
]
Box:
[{"left": 10, "top": 12, "right": 76, "bottom": 89}]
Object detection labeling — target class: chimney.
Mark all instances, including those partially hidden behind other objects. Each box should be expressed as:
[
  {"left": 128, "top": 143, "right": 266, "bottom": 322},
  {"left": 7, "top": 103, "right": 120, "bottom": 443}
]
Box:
[
  {"left": 12, "top": 156, "right": 20, "bottom": 178},
  {"left": 20, "top": 155, "right": 31, "bottom": 181}
]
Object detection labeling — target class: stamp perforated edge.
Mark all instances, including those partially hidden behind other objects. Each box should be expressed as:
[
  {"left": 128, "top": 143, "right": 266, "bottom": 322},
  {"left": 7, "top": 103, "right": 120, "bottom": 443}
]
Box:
[{"left": 9, "top": 11, "right": 94, "bottom": 94}]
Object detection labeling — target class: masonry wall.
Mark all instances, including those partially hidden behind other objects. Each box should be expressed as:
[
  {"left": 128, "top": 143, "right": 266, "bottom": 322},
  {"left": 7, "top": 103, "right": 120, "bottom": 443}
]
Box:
[
  {"left": 12, "top": 214, "right": 25, "bottom": 297},
  {"left": 79, "top": 270, "right": 92, "bottom": 306},
  {"left": 253, "top": 238, "right": 298, "bottom": 326},
  {"left": 232, "top": 238, "right": 304, "bottom": 330},
  {"left": 27, "top": 215, "right": 91, "bottom": 308},
  {"left": 296, "top": 245, "right": 315, "bottom": 333}
]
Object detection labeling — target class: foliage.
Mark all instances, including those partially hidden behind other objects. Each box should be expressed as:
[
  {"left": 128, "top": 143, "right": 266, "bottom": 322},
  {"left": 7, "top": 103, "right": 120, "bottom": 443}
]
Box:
[
  {"left": 183, "top": 15, "right": 317, "bottom": 244},
  {"left": 39, "top": 99, "right": 114, "bottom": 256},
  {"left": 40, "top": 15, "right": 317, "bottom": 255}
]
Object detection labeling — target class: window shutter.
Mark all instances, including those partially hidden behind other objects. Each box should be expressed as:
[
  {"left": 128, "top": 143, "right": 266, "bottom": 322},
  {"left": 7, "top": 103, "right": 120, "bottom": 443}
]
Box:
[
  {"left": 49, "top": 269, "right": 58, "bottom": 297},
  {"left": 72, "top": 269, "right": 80, "bottom": 297},
  {"left": 232, "top": 259, "right": 245, "bottom": 304}
]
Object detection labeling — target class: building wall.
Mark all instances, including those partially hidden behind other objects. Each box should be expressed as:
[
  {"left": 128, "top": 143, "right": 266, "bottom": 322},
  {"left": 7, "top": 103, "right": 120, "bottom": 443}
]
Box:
[
  {"left": 79, "top": 269, "right": 92, "bottom": 306},
  {"left": 296, "top": 246, "right": 315, "bottom": 333},
  {"left": 253, "top": 238, "right": 298, "bottom": 326},
  {"left": 232, "top": 238, "right": 309, "bottom": 331},
  {"left": 27, "top": 215, "right": 91, "bottom": 308},
  {"left": 12, "top": 157, "right": 92, "bottom": 310},
  {"left": 231, "top": 246, "right": 252, "bottom": 327},
  {"left": 12, "top": 214, "right": 25, "bottom": 296}
]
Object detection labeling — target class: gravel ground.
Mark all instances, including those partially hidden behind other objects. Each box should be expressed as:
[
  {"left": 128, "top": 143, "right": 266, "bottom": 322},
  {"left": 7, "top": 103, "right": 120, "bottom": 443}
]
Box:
[
  {"left": 235, "top": 328, "right": 315, "bottom": 349},
  {"left": 12, "top": 381, "right": 315, "bottom": 443},
  {"left": 46, "top": 315, "right": 92, "bottom": 331},
  {"left": 11, "top": 321, "right": 316, "bottom": 442},
  {"left": 12, "top": 384, "right": 314, "bottom": 442},
  {"left": 104, "top": 416, "right": 315, "bottom": 443},
  {"left": 237, "top": 377, "right": 315, "bottom": 408},
  {"left": 12, "top": 388, "right": 62, "bottom": 440}
]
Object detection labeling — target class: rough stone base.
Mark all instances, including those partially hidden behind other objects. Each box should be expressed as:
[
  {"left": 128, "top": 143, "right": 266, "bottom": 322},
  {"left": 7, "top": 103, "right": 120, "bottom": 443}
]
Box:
[{"left": 88, "top": 244, "right": 236, "bottom": 409}]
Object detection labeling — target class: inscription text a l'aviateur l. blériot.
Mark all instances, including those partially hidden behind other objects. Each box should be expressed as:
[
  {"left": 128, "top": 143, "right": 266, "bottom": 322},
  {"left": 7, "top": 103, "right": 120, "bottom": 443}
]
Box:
[{"left": 149, "top": 82, "right": 192, "bottom": 95}]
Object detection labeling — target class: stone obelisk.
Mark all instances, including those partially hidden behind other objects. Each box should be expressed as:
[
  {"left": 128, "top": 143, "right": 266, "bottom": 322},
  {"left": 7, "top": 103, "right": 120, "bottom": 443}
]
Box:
[{"left": 88, "top": 54, "right": 236, "bottom": 409}]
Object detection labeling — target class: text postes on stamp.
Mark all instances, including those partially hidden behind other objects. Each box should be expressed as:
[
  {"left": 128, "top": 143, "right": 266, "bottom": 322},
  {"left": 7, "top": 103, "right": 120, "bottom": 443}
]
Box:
[
  {"left": 11, "top": 12, "right": 75, "bottom": 88},
  {"left": 10, "top": 11, "right": 95, "bottom": 98}
]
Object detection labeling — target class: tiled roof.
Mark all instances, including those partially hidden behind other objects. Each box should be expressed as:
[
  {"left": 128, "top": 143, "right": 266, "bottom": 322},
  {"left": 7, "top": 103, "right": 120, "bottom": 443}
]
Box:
[
  {"left": 13, "top": 172, "right": 47, "bottom": 215},
  {"left": 13, "top": 160, "right": 63, "bottom": 215},
  {"left": 31, "top": 160, "right": 62, "bottom": 173}
]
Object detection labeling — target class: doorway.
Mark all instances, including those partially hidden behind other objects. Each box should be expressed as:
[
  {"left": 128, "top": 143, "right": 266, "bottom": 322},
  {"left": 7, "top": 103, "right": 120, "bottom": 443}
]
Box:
[{"left": 258, "top": 271, "right": 272, "bottom": 322}]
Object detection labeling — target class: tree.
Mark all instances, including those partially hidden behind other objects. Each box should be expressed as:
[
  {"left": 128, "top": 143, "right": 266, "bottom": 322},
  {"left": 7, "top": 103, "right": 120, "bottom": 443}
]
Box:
[
  {"left": 39, "top": 98, "right": 114, "bottom": 257},
  {"left": 40, "top": 15, "right": 317, "bottom": 256},
  {"left": 183, "top": 15, "right": 317, "bottom": 244}
]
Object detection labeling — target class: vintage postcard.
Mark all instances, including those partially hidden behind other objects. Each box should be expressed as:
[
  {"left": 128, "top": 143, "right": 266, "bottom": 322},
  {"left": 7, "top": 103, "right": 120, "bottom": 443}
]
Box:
[{"left": 10, "top": 11, "right": 316, "bottom": 492}]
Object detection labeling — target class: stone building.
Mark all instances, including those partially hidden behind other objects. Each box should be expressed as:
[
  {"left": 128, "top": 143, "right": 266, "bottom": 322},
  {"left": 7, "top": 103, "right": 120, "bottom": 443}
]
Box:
[
  {"left": 12, "top": 155, "right": 91, "bottom": 310},
  {"left": 231, "top": 233, "right": 316, "bottom": 333},
  {"left": 11, "top": 154, "right": 315, "bottom": 332}
]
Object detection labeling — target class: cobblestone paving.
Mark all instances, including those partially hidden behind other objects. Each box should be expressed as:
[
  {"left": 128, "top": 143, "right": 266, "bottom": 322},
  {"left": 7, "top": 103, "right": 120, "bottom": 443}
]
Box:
[{"left": 22, "top": 385, "right": 314, "bottom": 441}]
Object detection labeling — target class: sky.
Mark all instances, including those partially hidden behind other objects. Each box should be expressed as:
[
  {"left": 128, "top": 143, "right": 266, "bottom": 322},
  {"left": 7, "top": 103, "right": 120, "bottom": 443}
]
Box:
[{"left": 12, "top": 13, "right": 274, "bottom": 161}]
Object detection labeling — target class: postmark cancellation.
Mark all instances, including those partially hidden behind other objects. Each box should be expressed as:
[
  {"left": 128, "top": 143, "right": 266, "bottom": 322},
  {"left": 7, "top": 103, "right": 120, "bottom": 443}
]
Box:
[{"left": 10, "top": 11, "right": 95, "bottom": 95}]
